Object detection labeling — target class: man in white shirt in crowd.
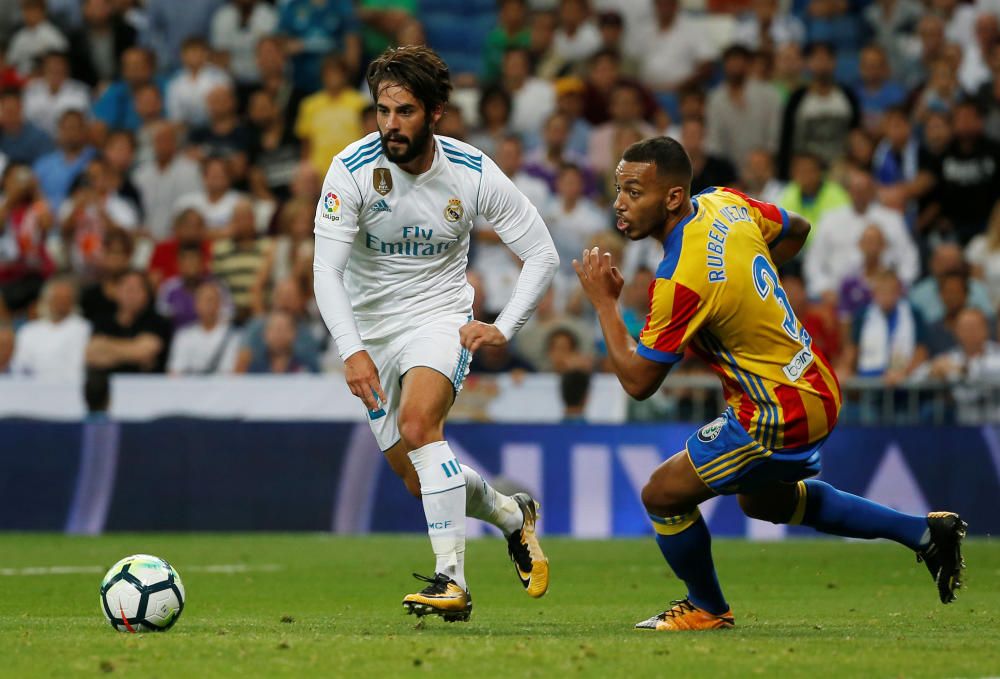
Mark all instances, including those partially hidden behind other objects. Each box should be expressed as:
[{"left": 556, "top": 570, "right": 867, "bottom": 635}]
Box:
[
  {"left": 804, "top": 165, "right": 919, "bottom": 300},
  {"left": 165, "top": 37, "right": 232, "bottom": 130},
  {"left": 501, "top": 47, "right": 555, "bottom": 141},
  {"left": 132, "top": 121, "right": 203, "bottom": 240},
  {"left": 627, "top": 0, "right": 715, "bottom": 93},
  {"left": 175, "top": 156, "right": 243, "bottom": 234},
  {"left": 22, "top": 51, "right": 90, "bottom": 138},
  {"left": 313, "top": 46, "right": 558, "bottom": 622},
  {"left": 10, "top": 275, "right": 90, "bottom": 380},
  {"left": 167, "top": 279, "right": 238, "bottom": 374}
]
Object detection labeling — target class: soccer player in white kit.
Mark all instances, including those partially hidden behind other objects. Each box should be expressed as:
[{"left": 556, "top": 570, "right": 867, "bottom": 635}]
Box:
[{"left": 313, "top": 46, "right": 559, "bottom": 622}]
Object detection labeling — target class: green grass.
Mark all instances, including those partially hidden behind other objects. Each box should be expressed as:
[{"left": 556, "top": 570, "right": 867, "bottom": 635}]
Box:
[{"left": 0, "top": 535, "right": 997, "bottom": 678}]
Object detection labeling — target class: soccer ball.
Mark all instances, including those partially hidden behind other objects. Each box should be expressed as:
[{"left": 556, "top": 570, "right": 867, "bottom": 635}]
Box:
[{"left": 100, "top": 554, "right": 185, "bottom": 633}]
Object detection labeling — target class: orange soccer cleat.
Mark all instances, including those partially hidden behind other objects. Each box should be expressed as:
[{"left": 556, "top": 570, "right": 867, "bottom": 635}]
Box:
[{"left": 634, "top": 599, "right": 735, "bottom": 631}]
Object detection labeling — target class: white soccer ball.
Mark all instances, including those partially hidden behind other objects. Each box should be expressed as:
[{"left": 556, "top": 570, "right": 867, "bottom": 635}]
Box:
[{"left": 100, "top": 554, "right": 185, "bottom": 633}]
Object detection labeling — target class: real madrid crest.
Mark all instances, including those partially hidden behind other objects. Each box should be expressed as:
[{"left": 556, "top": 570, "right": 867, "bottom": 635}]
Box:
[
  {"left": 444, "top": 198, "right": 463, "bottom": 223},
  {"left": 373, "top": 168, "right": 392, "bottom": 195}
]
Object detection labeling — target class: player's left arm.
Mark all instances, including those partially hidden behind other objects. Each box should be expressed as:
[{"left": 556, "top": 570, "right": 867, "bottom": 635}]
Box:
[
  {"left": 573, "top": 248, "right": 672, "bottom": 400},
  {"left": 461, "top": 155, "right": 559, "bottom": 352},
  {"left": 722, "top": 187, "right": 810, "bottom": 266},
  {"left": 769, "top": 210, "right": 810, "bottom": 267}
]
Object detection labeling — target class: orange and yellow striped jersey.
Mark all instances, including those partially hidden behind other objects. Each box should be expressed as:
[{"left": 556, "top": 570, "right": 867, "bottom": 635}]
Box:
[{"left": 637, "top": 187, "right": 842, "bottom": 450}]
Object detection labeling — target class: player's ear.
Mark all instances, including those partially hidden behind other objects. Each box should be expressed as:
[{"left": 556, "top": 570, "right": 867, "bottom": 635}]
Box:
[
  {"left": 664, "top": 185, "right": 686, "bottom": 212},
  {"left": 428, "top": 104, "right": 445, "bottom": 128}
]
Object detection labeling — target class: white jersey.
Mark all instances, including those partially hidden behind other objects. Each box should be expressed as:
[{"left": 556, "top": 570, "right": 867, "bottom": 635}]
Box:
[{"left": 314, "top": 132, "right": 550, "bottom": 345}]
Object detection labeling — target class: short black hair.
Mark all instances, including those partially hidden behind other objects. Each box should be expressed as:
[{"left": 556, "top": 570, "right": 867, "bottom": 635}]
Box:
[
  {"left": 722, "top": 44, "right": 752, "bottom": 62},
  {"left": 622, "top": 136, "right": 693, "bottom": 188},
  {"left": 546, "top": 327, "right": 579, "bottom": 352},
  {"left": 560, "top": 370, "right": 591, "bottom": 409},
  {"left": 367, "top": 45, "right": 452, "bottom": 115},
  {"left": 804, "top": 41, "right": 836, "bottom": 58}
]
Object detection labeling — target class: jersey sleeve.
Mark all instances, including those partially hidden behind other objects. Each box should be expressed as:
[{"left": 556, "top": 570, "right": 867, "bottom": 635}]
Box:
[
  {"left": 637, "top": 277, "right": 708, "bottom": 364},
  {"left": 719, "top": 187, "right": 789, "bottom": 246},
  {"left": 476, "top": 153, "right": 543, "bottom": 243},
  {"left": 313, "top": 156, "right": 363, "bottom": 244}
]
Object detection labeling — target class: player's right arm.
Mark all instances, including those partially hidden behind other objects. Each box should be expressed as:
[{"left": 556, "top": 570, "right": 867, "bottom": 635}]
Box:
[{"left": 312, "top": 156, "right": 386, "bottom": 412}]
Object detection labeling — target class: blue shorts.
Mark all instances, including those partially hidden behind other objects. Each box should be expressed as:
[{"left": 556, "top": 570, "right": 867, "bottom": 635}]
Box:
[{"left": 685, "top": 408, "right": 824, "bottom": 495}]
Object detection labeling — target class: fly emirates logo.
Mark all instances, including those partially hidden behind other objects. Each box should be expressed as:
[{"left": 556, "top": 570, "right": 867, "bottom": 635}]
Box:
[{"left": 365, "top": 226, "right": 459, "bottom": 257}]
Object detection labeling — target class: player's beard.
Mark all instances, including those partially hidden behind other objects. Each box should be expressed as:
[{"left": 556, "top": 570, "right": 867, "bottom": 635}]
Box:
[{"left": 380, "top": 121, "right": 433, "bottom": 165}]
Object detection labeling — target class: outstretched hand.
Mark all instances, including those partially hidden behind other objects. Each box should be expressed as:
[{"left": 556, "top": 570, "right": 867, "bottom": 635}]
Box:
[
  {"left": 460, "top": 321, "right": 507, "bottom": 353},
  {"left": 572, "top": 246, "right": 625, "bottom": 307}
]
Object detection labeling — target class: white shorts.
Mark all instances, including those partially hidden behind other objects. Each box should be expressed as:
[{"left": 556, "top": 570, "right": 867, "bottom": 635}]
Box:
[{"left": 363, "top": 313, "right": 472, "bottom": 451}]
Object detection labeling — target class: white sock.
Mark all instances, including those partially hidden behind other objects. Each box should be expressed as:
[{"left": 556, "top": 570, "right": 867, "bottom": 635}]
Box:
[
  {"left": 463, "top": 465, "right": 524, "bottom": 536},
  {"left": 408, "top": 441, "right": 467, "bottom": 591}
]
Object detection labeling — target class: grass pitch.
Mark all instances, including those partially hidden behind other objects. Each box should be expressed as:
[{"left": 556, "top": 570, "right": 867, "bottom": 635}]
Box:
[{"left": 0, "top": 534, "right": 997, "bottom": 678}]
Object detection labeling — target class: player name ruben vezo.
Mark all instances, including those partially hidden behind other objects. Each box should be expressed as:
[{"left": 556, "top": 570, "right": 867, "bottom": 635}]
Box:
[{"left": 365, "top": 226, "right": 460, "bottom": 257}]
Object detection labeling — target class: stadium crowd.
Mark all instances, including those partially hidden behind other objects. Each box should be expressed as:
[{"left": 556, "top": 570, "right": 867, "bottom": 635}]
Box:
[{"left": 1, "top": 0, "right": 1000, "bottom": 414}]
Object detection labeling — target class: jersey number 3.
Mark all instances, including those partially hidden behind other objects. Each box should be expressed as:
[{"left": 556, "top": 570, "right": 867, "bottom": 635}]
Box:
[{"left": 752, "top": 255, "right": 805, "bottom": 344}]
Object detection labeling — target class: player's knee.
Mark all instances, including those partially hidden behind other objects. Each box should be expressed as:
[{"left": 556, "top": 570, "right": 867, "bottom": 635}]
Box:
[
  {"left": 737, "top": 494, "right": 787, "bottom": 524},
  {"left": 397, "top": 411, "right": 441, "bottom": 450},
  {"left": 641, "top": 479, "right": 687, "bottom": 517}
]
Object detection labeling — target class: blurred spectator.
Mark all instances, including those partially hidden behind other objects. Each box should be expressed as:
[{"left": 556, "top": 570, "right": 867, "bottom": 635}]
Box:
[
  {"left": 247, "top": 89, "right": 301, "bottom": 202},
  {"left": 523, "top": 112, "right": 594, "bottom": 194},
  {"left": 805, "top": 166, "right": 919, "bottom": 298},
  {"left": 627, "top": 0, "right": 714, "bottom": 93},
  {"left": 900, "top": 15, "right": 947, "bottom": 91},
  {"left": 910, "top": 242, "right": 996, "bottom": 323},
  {"left": 841, "top": 269, "right": 928, "bottom": 384},
  {"left": 176, "top": 156, "right": 243, "bottom": 235},
  {"left": 156, "top": 243, "right": 216, "bottom": 329},
  {"left": 838, "top": 225, "right": 890, "bottom": 318},
  {"left": 166, "top": 279, "right": 238, "bottom": 374},
  {"left": 209, "top": 0, "right": 277, "bottom": 87},
  {"left": 924, "top": 271, "right": 974, "bottom": 355},
  {"left": 483, "top": 0, "right": 531, "bottom": 83},
  {"left": 777, "top": 42, "right": 860, "bottom": 179},
  {"left": 131, "top": 82, "right": 164, "bottom": 166},
  {"left": 959, "top": 12, "right": 999, "bottom": 93},
  {"left": 79, "top": 227, "right": 131, "bottom": 322},
  {"left": 66, "top": 0, "right": 137, "bottom": 89},
  {"left": 803, "top": 0, "right": 870, "bottom": 82},
  {"left": 544, "top": 162, "right": 607, "bottom": 277},
  {"left": 552, "top": 77, "right": 591, "bottom": 157},
  {"left": 741, "top": 147, "right": 785, "bottom": 204},
  {"left": 914, "top": 308, "right": 1000, "bottom": 423},
  {"left": 188, "top": 84, "right": 251, "bottom": 179},
  {"left": 0, "top": 163, "right": 54, "bottom": 315},
  {"left": 872, "top": 107, "right": 919, "bottom": 205},
  {"left": 437, "top": 103, "right": 467, "bottom": 141},
  {"left": 732, "top": 0, "right": 805, "bottom": 50},
  {"left": 10, "top": 275, "right": 90, "bottom": 379},
  {"left": 100, "top": 129, "right": 142, "bottom": 214},
  {"left": 252, "top": 198, "right": 313, "bottom": 316},
  {"left": 148, "top": 207, "right": 211, "bottom": 290},
  {"left": 22, "top": 51, "right": 90, "bottom": 138},
  {"left": 5, "top": 0, "right": 69, "bottom": 77},
  {"left": 502, "top": 47, "right": 556, "bottom": 140},
  {"left": 560, "top": 368, "right": 591, "bottom": 422},
  {"left": 587, "top": 81, "right": 656, "bottom": 175},
  {"left": 778, "top": 153, "right": 850, "bottom": 232},
  {"left": 772, "top": 41, "right": 806, "bottom": 102},
  {"left": 0, "top": 88, "right": 54, "bottom": 165},
  {"left": 546, "top": 325, "right": 592, "bottom": 373},
  {"left": 854, "top": 44, "right": 905, "bottom": 133},
  {"left": 0, "top": 323, "right": 12, "bottom": 372},
  {"left": 705, "top": 45, "right": 781, "bottom": 170},
  {"left": 553, "top": 0, "right": 601, "bottom": 67},
  {"left": 975, "top": 42, "right": 1000, "bottom": 143},
  {"left": 935, "top": 0, "right": 977, "bottom": 46},
  {"left": 85, "top": 269, "right": 172, "bottom": 374},
  {"left": 91, "top": 46, "right": 160, "bottom": 133},
  {"left": 165, "top": 37, "right": 232, "bottom": 129},
  {"left": 294, "top": 54, "right": 365, "bottom": 177},
  {"left": 244, "top": 309, "right": 318, "bottom": 373},
  {"left": 966, "top": 201, "right": 1000, "bottom": 307},
  {"left": 253, "top": 36, "right": 305, "bottom": 135},
  {"left": 236, "top": 277, "right": 319, "bottom": 372},
  {"left": 913, "top": 57, "right": 963, "bottom": 124},
  {"left": 595, "top": 11, "right": 637, "bottom": 75},
  {"left": 620, "top": 266, "right": 653, "bottom": 339},
  {"left": 356, "top": 0, "right": 418, "bottom": 62},
  {"left": 528, "top": 9, "right": 563, "bottom": 80},
  {"left": 920, "top": 100, "right": 1000, "bottom": 246},
  {"left": 132, "top": 121, "right": 202, "bottom": 240},
  {"left": 683, "top": 117, "right": 738, "bottom": 195},
  {"left": 468, "top": 85, "right": 512, "bottom": 160},
  {"left": 471, "top": 340, "right": 536, "bottom": 374},
  {"left": 863, "top": 0, "right": 922, "bottom": 75},
  {"left": 514, "top": 287, "right": 594, "bottom": 371},
  {"left": 141, "top": 0, "right": 224, "bottom": 74},
  {"left": 278, "top": 0, "right": 360, "bottom": 93},
  {"left": 55, "top": 157, "right": 139, "bottom": 274},
  {"left": 31, "top": 109, "right": 95, "bottom": 212},
  {"left": 211, "top": 198, "right": 267, "bottom": 323}
]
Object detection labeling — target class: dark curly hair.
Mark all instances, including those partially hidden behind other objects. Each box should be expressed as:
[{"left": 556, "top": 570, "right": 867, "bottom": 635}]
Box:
[{"left": 365, "top": 45, "right": 453, "bottom": 115}]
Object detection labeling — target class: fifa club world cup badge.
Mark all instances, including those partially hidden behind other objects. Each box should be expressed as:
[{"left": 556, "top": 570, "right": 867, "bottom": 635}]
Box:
[
  {"left": 373, "top": 168, "right": 392, "bottom": 195},
  {"left": 323, "top": 192, "right": 341, "bottom": 221},
  {"left": 444, "top": 198, "right": 464, "bottom": 223}
]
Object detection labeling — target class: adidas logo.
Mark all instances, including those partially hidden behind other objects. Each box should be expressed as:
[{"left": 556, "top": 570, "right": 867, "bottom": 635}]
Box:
[{"left": 370, "top": 199, "right": 391, "bottom": 213}]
